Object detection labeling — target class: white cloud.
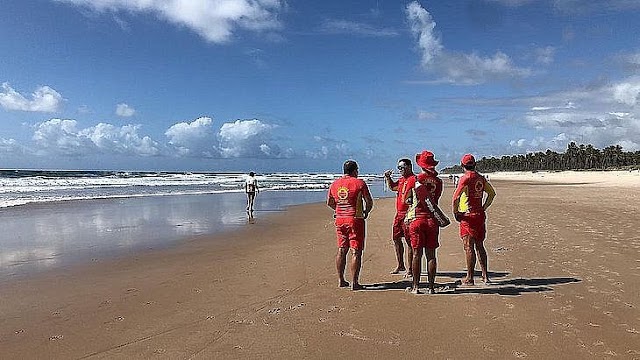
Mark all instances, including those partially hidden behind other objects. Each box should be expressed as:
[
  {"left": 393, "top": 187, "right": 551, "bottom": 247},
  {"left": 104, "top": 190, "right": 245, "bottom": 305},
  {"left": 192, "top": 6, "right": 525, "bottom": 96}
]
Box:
[
  {"left": 0, "top": 83, "right": 63, "bottom": 113},
  {"left": 320, "top": 19, "right": 399, "bottom": 37},
  {"left": 305, "top": 136, "right": 351, "bottom": 159},
  {"left": 0, "top": 138, "right": 28, "bottom": 155},
  {"left": 115, "top": 103, "right": 136, "bottom": 117},
  {"left": 218, "top": 119, "right": 281, "bottom": 158},
  {"left": 417, "top": 110, "right": 436, "bottom": 120},
  {"left": 56, "top": 0, "right": 286, "bottom": 43},
  {"left": 405, "top": 2, "right": 530, "bottom": 85},
  {"left": 535, "top": 46, "right": 555, "bottom": 65},
  {"left": 33, "top": 118, "right": 160, "bottom": 156},
  {"left": 611, "top": 81, "right": 640, "bottom": 106},
  {"left": 165, "top": 117, "right": 218, "bottom": 157},
  {"left": 80, "top": 123, "right": 160, "bottom": 156},
  {"left": 509, "top": 76, "right": 640, "bottom": 151},
  {"left": 405, "top": 2, "right": 442, "bottom": 66}
]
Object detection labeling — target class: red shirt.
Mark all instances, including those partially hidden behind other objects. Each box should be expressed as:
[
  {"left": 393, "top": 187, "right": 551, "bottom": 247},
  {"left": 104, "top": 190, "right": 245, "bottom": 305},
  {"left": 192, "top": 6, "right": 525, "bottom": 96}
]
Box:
[
  {"left": 453, "top": 170, "right": 492, "bottom": 213},
  {"left": 328, "top": 175, "right": 371, "bottom": 218},
  {"left": 406, "top": 171, "right": 442, "bottom": 219},
  {"left": 390, "top": 175, "right": 416, "bottom": 214}
]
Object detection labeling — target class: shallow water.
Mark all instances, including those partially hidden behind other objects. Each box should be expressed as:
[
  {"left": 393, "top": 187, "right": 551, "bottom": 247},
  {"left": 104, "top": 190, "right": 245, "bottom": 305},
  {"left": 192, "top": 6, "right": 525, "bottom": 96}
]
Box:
[{"left": 0, "top": 184, "right": 391, "bottom": 278}]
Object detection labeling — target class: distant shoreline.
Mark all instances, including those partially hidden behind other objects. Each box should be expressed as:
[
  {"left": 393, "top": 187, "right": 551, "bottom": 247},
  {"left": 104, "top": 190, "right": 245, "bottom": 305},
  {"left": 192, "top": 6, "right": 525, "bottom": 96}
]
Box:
[{"left": 482, "top": 169, "right": 640, "bottom": 187}]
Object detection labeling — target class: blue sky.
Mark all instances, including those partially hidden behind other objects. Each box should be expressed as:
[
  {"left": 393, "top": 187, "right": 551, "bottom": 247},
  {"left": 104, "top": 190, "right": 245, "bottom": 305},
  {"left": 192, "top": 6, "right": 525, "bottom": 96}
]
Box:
[{"left": 1, "top": 0, "right": 640, "bottom": 172}]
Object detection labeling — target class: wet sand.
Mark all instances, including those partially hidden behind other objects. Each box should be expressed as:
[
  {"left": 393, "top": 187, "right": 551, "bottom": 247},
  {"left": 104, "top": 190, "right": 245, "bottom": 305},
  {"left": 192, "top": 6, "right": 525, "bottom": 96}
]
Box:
[{"left": 1, "top": 178, "right": 639, "bottom": 359}]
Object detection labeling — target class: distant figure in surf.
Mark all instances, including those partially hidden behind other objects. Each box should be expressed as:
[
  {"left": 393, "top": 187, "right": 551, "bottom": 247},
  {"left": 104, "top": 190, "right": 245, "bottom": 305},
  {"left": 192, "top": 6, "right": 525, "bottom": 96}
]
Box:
[{"left": 245, "top": 172, "right": 259, "bottom": 212}]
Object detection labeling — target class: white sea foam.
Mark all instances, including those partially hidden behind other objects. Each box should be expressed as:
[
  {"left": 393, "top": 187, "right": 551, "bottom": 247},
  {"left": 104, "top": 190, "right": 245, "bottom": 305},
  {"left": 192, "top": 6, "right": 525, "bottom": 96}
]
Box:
[{"left": 0, "top": 171, "right": 383, "bottom": 208}]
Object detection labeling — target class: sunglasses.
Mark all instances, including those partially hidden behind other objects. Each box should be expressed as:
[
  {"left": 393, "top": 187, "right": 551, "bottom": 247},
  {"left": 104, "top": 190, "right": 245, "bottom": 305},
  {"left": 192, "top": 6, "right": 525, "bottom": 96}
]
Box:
[{"left": 397, "top": 165, "right": 407, "bottom": 170}]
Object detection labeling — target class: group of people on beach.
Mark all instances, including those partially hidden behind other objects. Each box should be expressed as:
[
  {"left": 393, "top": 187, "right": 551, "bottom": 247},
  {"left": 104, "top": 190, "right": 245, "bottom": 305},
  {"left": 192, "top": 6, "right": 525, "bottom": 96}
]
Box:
[{"left": 326, "top": 151, "right": 496, "bottom": 294}]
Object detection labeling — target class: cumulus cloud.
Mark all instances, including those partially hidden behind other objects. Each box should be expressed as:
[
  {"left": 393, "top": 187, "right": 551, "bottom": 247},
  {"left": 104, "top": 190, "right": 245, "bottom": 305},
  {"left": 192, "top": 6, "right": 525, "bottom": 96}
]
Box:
[
  {"left": 218, "top": 119, "right": 286, "bottom": 158},
  {"left": 115, "top": 103, "right": 136, "bottom": 117},
  {"left": 0, "top": 138, "right": 28, "bottom": 155},
  {"left": 509, "top": 76, "right": 640, "bottom": 151},
  {"left": 305, "top": 136, "right": 351, "bottom": 159},
  {"left": 320, "top": 19, "right": 399, "bottom": 37},
  {"left": 405, "top": 2, "right": 530, "bottom": 85},
  {"left": 33, "top": 119, "right": 160, "bottom": 156},
  {"left": 56, "top": 0, "right": 286, "bottom": 43},
  {"left": 165, "top": 117, "right": 218, "bottom": 157},
  {"left": 0, "top": 83, "right": 63, "bottom": 112}
]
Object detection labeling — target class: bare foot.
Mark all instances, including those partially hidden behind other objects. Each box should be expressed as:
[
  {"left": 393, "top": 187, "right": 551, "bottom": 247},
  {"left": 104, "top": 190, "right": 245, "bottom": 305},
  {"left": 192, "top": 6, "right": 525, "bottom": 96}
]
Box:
[
  {"left": 351, "top": 283, "right": 364, "bottom": 291},
  {"left": 405, "top": 287, "right": 421, "bottom": 295},
  {"left": 482, "top": 278, "right": 492, "bottom": 285},
  {"left": 390, "top": 267, "right": 406, "bottom": 274},
  {"left": 404, "top": 271, "right": 413, "bottom": 278},
  {"left": 339, "top": 280, "right": 350, "bottom": 288},
  {"left": 459, "top": 279, "right": 474, "bottom": 287}
]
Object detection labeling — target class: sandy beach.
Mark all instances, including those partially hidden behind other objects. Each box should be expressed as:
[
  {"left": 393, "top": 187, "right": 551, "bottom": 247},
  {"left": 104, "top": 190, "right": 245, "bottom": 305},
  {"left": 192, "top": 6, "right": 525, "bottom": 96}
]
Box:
[{"left": 1, "top": 173, "right": 639, "bottom": 359}]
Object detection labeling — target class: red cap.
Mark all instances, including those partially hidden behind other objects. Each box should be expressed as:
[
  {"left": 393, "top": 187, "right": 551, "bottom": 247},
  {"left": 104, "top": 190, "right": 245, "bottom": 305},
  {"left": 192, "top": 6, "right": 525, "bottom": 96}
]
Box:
[
  {"left": 415, "top": 150, "right": 439, "bottom": 169},
  {"left": 461, "top": 153, "right": 476, "bottom": 166}
]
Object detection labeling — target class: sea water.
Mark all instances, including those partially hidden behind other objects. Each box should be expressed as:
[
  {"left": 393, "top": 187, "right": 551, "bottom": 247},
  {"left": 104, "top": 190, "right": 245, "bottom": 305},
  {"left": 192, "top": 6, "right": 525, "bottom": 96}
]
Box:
[{"left": 0, "top": 170, "right": 390, "bottom": 278}]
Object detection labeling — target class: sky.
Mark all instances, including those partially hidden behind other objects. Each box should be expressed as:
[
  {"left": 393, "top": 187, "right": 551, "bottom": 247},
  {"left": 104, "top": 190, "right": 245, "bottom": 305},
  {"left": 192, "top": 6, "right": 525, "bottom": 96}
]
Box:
[{"left": 1, "top": 0, "right": 640, "bottom": 173}]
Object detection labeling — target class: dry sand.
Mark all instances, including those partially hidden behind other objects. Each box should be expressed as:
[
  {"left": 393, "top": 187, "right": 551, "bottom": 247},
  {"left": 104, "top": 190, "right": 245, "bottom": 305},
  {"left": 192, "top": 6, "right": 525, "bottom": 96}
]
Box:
[{"left": 1, "top": 173, "right": 639, "bottom": 359}]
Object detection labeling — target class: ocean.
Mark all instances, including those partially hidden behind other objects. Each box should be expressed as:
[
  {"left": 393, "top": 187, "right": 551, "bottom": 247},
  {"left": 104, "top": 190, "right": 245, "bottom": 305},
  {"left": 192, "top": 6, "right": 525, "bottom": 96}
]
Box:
[{"left": 0, "top": 170, "right": 390, "bottom": 278}]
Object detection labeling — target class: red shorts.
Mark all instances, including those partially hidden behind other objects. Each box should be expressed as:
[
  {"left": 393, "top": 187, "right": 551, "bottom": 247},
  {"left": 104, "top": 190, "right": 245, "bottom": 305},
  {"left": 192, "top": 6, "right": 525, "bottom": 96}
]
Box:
[
  {"left": 408, "top": 217, "right": 439, "bottom": 249},
  {"left": 392, "top": 213, "right": 409, "bottom": 241},
  {"left": 459, "top": 212, "right": 486, "bottom": 242},
  {"left": 335, "top": 217, "right": 365, "bottom": 250}
]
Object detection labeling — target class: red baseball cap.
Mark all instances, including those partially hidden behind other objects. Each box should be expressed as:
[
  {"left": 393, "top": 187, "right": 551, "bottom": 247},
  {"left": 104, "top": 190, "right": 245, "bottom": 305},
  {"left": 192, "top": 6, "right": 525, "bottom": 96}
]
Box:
[
  {"left": 415, "top": 150, "right": 439, "bottom": 169},
  {"left": 461, "top": 153, "right": 476, "bottom": 166}
]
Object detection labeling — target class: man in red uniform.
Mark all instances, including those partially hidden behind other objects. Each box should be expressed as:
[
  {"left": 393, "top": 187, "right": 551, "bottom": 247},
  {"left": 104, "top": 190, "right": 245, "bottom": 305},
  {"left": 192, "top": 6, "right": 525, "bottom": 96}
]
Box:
[
  {"left": 327, "top": 160, "right": 374, "bottom": 291},
  {"left": 384, "top": 158, "right": 416, "bottom": 275},
  {"left": 452, "top": 154, "right": 496, "bottom": 285},
  {"left": 405, "top": 151, "right": 442, "bottom": 294}
]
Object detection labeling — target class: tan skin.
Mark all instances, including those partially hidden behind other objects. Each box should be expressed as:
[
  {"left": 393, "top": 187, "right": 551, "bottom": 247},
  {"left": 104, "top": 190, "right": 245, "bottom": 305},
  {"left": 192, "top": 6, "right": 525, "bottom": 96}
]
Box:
[
  {"left": 384, "top": 161, "right": 414, "bottom": 276},
  {"left": 407, "top": 168, "right": 439, "bottom": 294},
  {"left": 452, "top": 169, "right": 495, "bottom": 285},
  {"left": 327, "top": 168, "right": 373, "bottom": 290}
]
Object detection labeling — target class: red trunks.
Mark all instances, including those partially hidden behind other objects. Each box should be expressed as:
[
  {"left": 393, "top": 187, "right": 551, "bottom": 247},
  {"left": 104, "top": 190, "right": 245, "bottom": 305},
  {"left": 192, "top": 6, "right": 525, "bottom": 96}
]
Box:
[
  {"left": 408, "top": 217, "right": 439, "bottom": 249},
  {"left": 459, "top": 212, "right": 486, "bottom": 242},
  {"left": 335, "top": 217, "right": 365, "bottom": 250},
  {"left": 392, "top": 213, "right": 409, "bottom": 241}
]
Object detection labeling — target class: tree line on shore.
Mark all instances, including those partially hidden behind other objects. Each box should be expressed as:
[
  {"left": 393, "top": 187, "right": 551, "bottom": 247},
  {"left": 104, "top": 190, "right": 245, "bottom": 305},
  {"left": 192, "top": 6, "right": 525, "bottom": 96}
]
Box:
[{"left": 442, "top": 142, "right": 640, "bottom": 173}]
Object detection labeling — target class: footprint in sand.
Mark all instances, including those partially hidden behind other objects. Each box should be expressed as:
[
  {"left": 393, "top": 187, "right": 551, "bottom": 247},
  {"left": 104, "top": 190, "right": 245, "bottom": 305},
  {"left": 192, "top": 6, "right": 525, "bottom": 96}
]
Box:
[{"left": 513, "top": 350, "right": 527, "bottom": 358}]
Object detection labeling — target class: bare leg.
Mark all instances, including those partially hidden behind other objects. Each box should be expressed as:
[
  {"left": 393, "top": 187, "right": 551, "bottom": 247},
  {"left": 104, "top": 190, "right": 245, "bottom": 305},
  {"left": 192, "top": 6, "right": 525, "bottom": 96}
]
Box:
[
  {"left": 336, "top": 247, "right": 349, "bottom": 287},
  {"left": 462, "top": 235, "right": 476, "bottom": 285},
  {"left": 411, "top": 247, "right": 423, "bottom": 293},
  {"left": 351, "top": 249, "right": 363, "bottom": 290},
  {"left": 426, "top": 248, "right": 437, "bottom": 293},
  {"left": 405, "top": 237, "right": 414, "bottom": 277},
  {"left": 247, "top": 193, "right": 256, "bottom": 211},
  {"left": 391, "top": 238, "right": 406, "bottom": 273},
  {"left": 476, "top": 241, "right": 489, "bottom": 283}
]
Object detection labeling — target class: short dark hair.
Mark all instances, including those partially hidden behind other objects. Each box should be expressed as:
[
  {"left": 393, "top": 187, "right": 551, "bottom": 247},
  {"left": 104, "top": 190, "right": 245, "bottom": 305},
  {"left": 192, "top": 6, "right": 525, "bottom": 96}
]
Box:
[
  {"left": 249, "top": 171, "right": 255, "bottom": 176},
  {"left": 398, "top": 158, "right": 412, "bottom": 167},
  {"left": 343, "top": 160, "right": 358, "bottom": 175},
  {"left": 463, "top": 164, "right": 475, "bottom": 171}
]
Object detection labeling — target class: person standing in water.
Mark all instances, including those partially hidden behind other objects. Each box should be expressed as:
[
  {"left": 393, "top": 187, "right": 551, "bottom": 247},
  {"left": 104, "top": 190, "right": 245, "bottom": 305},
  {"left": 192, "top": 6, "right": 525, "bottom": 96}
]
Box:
[{"left": 245, "top": 171, "right": 259, "bottom": 212}]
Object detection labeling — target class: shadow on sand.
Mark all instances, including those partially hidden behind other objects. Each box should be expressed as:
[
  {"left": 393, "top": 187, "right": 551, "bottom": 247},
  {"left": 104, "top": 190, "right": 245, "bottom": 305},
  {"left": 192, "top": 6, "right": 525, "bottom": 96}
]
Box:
[{"left": 361, "top": 271, "right": 581, "bottom": 296}]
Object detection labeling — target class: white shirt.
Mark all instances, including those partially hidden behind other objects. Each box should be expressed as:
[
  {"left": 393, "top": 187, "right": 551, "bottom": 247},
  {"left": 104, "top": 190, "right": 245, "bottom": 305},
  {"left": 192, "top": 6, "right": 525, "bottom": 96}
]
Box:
[{"left": 245, "top": 176, "right": 258, "bottom": 193}]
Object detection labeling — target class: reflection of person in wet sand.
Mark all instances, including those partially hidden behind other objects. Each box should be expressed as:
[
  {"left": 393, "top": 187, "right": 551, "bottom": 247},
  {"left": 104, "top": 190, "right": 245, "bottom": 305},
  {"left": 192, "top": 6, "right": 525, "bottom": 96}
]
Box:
[
  {"left": 452, "top": 154, "right": 496, "bottom": 286},
  {"left": 327, "top": 160, "right": 373, "bottom": 291},
  {"left": 245, "top": 172, "right": 259, "bottom": 213}
]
